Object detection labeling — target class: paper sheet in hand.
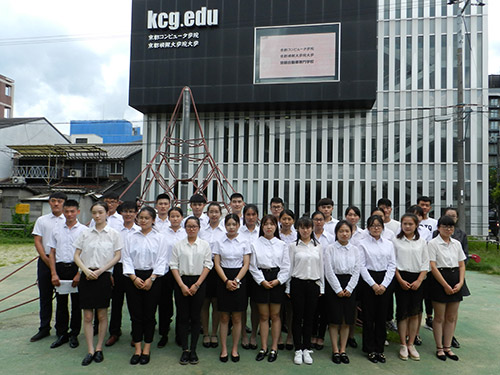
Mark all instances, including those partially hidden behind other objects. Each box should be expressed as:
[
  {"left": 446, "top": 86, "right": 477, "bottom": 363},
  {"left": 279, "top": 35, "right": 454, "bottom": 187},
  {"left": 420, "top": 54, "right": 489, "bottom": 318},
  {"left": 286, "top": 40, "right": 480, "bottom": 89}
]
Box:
[{"left": 55, "top": 280, "right": 78, "bottom": 295}]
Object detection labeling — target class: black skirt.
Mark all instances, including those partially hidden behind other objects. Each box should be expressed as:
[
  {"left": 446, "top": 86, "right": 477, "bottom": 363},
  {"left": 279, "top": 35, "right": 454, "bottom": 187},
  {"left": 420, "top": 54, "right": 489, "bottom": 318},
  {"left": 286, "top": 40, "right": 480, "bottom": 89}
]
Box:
[
  {"left": 395, "top": 271, "right": 424, "bottom": 321},
  {"left": 325, "top": 274, "right": 357, "bottom": 325},
  {"left": 79, "top": 271, "right": 112, "bottom": 309},
  {"left": 429, "top": 268, "right": 463, "bottom": 303},
  {"left": 205, "top": 267, "right": 218, "bottom": 298},
  {"left": 252, "top": 268, "right": 285, "bottom": 304},
  {"left": 217, "top": 268, "right": 248, "bottom": 312}
]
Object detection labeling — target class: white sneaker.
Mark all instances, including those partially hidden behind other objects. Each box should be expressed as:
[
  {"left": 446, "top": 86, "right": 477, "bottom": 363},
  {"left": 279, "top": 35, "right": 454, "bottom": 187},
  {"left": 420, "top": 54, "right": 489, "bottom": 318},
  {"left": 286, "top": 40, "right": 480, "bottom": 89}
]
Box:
[
  {"left": 294, "top": 350, "right": 303, "bottom": 365},
  {"left": 303, "top": 349, "right": 313, "bottom": 365}
]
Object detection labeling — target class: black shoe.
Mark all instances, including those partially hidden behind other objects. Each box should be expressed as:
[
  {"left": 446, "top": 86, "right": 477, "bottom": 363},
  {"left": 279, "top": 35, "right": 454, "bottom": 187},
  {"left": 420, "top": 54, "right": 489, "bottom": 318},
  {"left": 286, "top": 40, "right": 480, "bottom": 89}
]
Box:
[
  {"left": 314, "top": 343, "right": 324, "bottom": 350},
  {"left": 245, "top": 325, "right": 252, "bottom": 333},
  {"left": 331, "top": 353, "right": 341, "bottom": 364},
  {"left": 277, "top": 343, "right": 284, "bottom": 350},
  {"left": 231, "top": 353, "right": 240, "bottom": 362},
  {"left": 189, "top": 351, "right": 199, "bottom": 364},
  {"left": 69, "top": 335, "right": 79, "bottom": 348},
  {"left": 219, "top": 354, "right": 228, "bottom": 362},
  {"left": 210, "top": 336, "right": 219, "bottom": 348},
  {"left": 30, "top": 330, "right": 50, "bottom": 342},
  {"left": 249, "top": 343, "right": 258, "bottom": 350},
  {"left": 268, "top": 349, "right": 278, "bottom": 362},
  {"left": 436, "top": 347, "right": 446, "bottom": 361},
  {"left": 140, "top": 354, "right": 150, "bottom": 365},
  {"left": 93, "top": 350, "right": 104, "bottom": 363},
  {"left": 368, "top": 352, "right": 378, "bottom": 363},
  {"left": 347, "top": 337, "right": 358, "bottom": 348},
  {"left": 241, "top": 343, "right": 250, "bottom": 350},
  {"left": 130, "top": 354, "right": 141, "bottom": 365},
  {"left": 425, "top": 317, "right": 433, "bottom": 330},
  {"left": 50, "top": 334, "right": 69, "bottom": 348},
  {"left": 451, "top": 336, "right": 460, "bottom": 349},
  {"left": 414, "top": 335, "right": 422, "bottom": 346},
  {"left": 285, "top": 343, "right": 294, "bottom": 350},
  {"left": 444, "top": 347, "right": 459, "bottom": 361},
  {"left": 377, "top": 353, "right": 386, "bottom": 363},
  {"left": 82, "top": 353, "right": 94, "bottom": 366},
  {"left": 255, "top": 349, "right": 268, "bottom": 361},
  {"left": 179, "top": 351, "right": 190, "bottom": 365},
  {"left": 202, "top": 335, "right": 211, "bottom": 348},
  {"left": 340, "top": 352, "right": 350, "bottom": 364},
  {"left": 157, "top": 335, "right": 168, "bottom": 348}
]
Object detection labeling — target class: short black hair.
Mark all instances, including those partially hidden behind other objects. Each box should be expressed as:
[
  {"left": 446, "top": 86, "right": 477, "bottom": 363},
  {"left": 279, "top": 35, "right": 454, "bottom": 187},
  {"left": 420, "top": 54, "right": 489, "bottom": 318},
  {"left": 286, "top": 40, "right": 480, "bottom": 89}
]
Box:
[
  {"left": 345, "top": 205, "right": 361, "bottom": 217},
  {"left": 189, "top": 194, "right": 207, "bottom": 204},
  {"left": 155, "top": 193, "right": 171, "bottom": 202},
  {"left": 279, "top": 209, "right": 295, "bottom": 220},
  {"left": 444, "top": 207, "right": 458, "bottom": 217},
  {"left": 367, "top": 215, "right": 384, "bottom": 229},
  {"left": 139, "top": 206, "right": 157, "bottom": 221},
  {"left": 184, "top": 216, "right": 200, "bottom": 228},
  {"left": 417, "top": 196, "right": 432, "bottom": 204},
  {"left": 317, "top": 197, "right": 334, "bottom": 208},
  {"left": 270, "top": 197, "right": 284, "bottom": 205},
  {"left": 168, "top": 207, "right": 183, "bottom": 217},
  {"left": 230, "top": 192, "right": 244, "bottom": 201},
  {"left": 377, "top": 198, "right": 392, "bottom": 207},
  {"left": 63, "top": 199, "right": 79, "bottom": 208},
  {"left": 438, "top": 215, "right": 456, "bottom": 227},
  {"left": 118, "top": 201, "right": 138, "bottom": 213},
  {"left": 49, "top": 192, "right": 67, "bottom": 201},
  {"left": 335, "top": 220, "right": 353, "bottom": 237},
  {"left": 407, "top": 205, "right": 424, "bottom": 216},
  {"left": 102, "top": 192, "right": 120, "bottom": 200},
  {"left": 370, "top": 207, "right": 385, "bottom": 216}
]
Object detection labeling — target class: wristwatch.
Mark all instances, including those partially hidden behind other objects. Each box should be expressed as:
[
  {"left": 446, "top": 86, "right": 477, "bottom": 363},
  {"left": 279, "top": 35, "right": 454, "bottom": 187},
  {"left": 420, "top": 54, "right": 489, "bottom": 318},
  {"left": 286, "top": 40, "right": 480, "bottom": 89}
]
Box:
[{"left": 235, "top": 278, "right": 241, "bottom": 284}]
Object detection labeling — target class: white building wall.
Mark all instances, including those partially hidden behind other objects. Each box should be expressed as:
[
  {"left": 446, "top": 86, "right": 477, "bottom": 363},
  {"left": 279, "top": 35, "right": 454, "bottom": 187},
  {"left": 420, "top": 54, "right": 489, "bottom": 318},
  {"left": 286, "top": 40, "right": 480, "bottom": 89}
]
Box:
[{"left": 142, "top": 0, "right": 489, "bottom": 235}]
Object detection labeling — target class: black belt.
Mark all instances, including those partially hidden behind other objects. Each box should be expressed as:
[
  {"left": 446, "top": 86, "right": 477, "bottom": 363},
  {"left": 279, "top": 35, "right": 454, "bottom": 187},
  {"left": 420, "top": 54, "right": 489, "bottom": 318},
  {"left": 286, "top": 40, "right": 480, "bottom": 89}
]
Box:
[
  {"left": 438, "top": 267, "right": 458, "bottom": 272},
  {"left": 259, "top": 267, "right": 279, "bottom": 272},
  {"left": 57, "top": 262, "right": 75, "bottom": 267}
]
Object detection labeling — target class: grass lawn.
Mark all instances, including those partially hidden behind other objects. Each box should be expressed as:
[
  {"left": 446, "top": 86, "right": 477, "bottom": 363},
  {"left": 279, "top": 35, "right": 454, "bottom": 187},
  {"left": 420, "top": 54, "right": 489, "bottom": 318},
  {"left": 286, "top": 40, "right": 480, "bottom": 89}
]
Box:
[
  {"left": 467, "top": 240, "right": 500, "bottom": 275},
  {"left": 0, "top": 237, "right": 35, "bottom": 267}
]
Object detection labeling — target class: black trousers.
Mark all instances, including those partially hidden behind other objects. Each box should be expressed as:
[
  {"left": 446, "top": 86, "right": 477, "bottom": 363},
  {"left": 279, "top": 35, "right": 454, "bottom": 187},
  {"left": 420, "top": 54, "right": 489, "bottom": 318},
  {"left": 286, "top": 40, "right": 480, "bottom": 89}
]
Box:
[
  {"left": 37, "top": 257, "right": 54, "bottom": 332},
  {"left": 174, "top": 275, "right": 206, "bottom": 351},
  {"left": 109, "top": 263, "right": 127, "bottom": 336},
  {"left": 290, "top": 278, "right": 320, "bottom": 350},
  {"left": 158, "top": 271, "right": 175, "bottom": 336},
  {"left": 126, "top": 270, "right": 161, "bottom": 343},
  {"left": 54, "top": 262, "right": 81, "bottom": 336},
  {"left": 311, "top": 295, "right": 328, "bottom": 339},
  {"left": 361, "top": 271, "right": 393, "bottom": 354}
]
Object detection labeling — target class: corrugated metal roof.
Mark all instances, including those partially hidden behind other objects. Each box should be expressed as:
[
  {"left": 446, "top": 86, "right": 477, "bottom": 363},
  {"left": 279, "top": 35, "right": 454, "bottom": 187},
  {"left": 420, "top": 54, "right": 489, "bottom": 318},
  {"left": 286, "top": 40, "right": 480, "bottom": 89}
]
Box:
[
  {"left": 97, "top": 143, "right": 142, "bottom": 159},
  {"left": 8, "top": 143, "right": 142, "bottom": 160}
]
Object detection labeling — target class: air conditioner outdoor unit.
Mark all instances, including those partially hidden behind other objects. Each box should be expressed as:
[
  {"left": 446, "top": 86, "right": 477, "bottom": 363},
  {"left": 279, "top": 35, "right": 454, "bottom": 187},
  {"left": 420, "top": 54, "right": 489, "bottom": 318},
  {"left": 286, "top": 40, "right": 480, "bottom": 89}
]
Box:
[
  {"left": 12, "top": 176, "right": 26, "bottom": 184},
  {"left": 69, "top": 169, "right": 82, "bottom": 178}
]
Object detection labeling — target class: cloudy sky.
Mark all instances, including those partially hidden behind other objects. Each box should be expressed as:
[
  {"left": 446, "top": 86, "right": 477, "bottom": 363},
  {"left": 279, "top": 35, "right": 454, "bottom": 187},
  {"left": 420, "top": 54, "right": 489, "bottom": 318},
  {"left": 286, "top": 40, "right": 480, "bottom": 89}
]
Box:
[{"left": 0, "top": 0, "right": 499, "bottom": 135}]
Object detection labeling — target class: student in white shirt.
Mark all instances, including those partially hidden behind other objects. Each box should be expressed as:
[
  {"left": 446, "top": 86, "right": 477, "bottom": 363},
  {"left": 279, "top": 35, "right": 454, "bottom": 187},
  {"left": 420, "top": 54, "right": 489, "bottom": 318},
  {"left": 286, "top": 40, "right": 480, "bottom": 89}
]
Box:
[
  {"left": 392, "top": 213, "right": 429, "bottom": 361},
  {"left": 345, "top": 206, "right": 365, "bottom": 247},
  {"left": 87, "top": 192, "right": 124, "bottom": 231},
  {"left": 183, "top": 194, "right": 209, "bottom": 228},
  {"left": 154, "top": 193, "right": 171, "bottom": 233},
  {"left": 229, "top": 192, "right": 245, "bottom": 224},
  {"left": 73, "top": 201, "right": 123, "bottom": 367},
  {"left": 310, "top": 210, "right": 334, "bottom": 350},
  {"left": 270, "top": 197, "right": 285, "bottom": 220},
  {"left": 377, "top": 198, "right": 401, "bottom": 235},
  {"left": 106, "top": 201, "right": 140, "bottom": 348},
  {"left": 48, "top": 199, "right": 86, "bottom": 349},
  {"left": 31, "top": 191, "right": 67, "bottom": 342},
  {"left": 358, "top": 215, "right": 396, "bottom": 364},
  {"left": 317, "top": 198, "right": 339, "bottom": 237},
  {"left": 417, "top": 196, "right": 438, "bottom": 234},
  {"left": 199, "top": 203, "right": 225, "bottom": 349},
  {"left": 324, "top": 220, "right": 360, "bottom": 365},
  {"left": 164, "top": 207, "right": 187, "bottom": 241},
  {"left": 122, "top": 206, "right": 168, "bottom": 365},
  {"left": 428, "top": 215, "right": 466, "bottom": 362},
  {"left": 170, "top": 216, "right": 213, "bottom": 365},
  {"left": 213, "top": 214, "right": 251, "bottom": 363},
  {"left": 239, "top": 204, "right": 260, "bottom": 350},
  {"left": 249, "top": 215, "right": 290, "bottom": 363},
  {"left": 287, "top": 217, "right": 324, "bottom": 365}
]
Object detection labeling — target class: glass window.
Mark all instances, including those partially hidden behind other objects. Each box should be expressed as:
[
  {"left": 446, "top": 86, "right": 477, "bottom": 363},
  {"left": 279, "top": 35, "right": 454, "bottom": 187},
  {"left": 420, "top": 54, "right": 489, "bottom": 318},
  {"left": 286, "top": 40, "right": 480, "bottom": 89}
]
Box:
[
  {"left": 406, "top": 36, "right": 412, "bottom": 90},
  {"left": 395, "top": 37, "right": 401, "bottom": 90},
  {"left": 441, "top": 35, "right": 447, "bottom": 89},
  {"left": 5, "top": 85, "right": 11, "bottom": 96},
  {"left": 75, "top": 138, "right": 87, "bottom": 144},
  {"left": 490, "top": 98, "right": 500, "bottom": 107},
  {"left": 491, "top": 121, "right": 499, "bottom": 131},
  {"left": 491, "top": 110, "right": 500, "bottom": 119}
]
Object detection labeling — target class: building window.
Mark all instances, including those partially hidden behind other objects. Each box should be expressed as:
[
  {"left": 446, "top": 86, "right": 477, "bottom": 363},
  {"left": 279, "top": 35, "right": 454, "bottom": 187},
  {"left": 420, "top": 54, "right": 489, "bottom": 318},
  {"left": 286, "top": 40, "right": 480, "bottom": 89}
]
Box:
[
  {"left": 110, "top": 162, "right": 123, "bottom": 175},
  {"left": 4, "top": 107, "right": 11, "bottom": 118},
  {"left": 75, "top": 138, "right": 88, "bottom": 144},
  {"left": 490, "top": 98, "right": 500, "bottom": 107},
  {"left": 490, "top": 121, "right": 499, "bottom": 131},
  {"left": 5, "top": 85, "right": 11, "bottom": 96},
  {"left": 490, "top": 109, "right": 500, "bottom": 119},
  {"left": 489, "top": 144, "right": 498, "bottom": 156}
]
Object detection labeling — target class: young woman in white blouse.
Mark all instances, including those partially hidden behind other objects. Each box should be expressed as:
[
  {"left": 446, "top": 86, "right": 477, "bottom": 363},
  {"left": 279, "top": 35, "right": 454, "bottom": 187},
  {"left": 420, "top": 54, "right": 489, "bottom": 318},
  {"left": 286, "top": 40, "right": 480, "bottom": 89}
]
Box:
[
  {"left": 392, "top": 213, "right": 429, "bottom": 361},
  {"left": 73, "top": 202, "right": 123, "bottom": 366},
  {"left": 287, "top": 217, "right": 324, "bottom": 365},
  {"left": 358, "top": 215, "right": 396, "bottom": 364},
  {"left": 345, "top": 206, "right": 365, "bottom": 246},
  {"left": 199, "top": 203, "right": 225, "bottom": 349},
  {"left": 170, "top": 216, "right": 213, "bottom": 365},
  {"left": 428, "top": 215, "right": 466, "bottom": 362},
  {"left": 213, "top": 214, "right": 251, "bottom": 362},
  {"left": 324, "top": 220, "right": 360, "bottom": 365},
  {"left": 122, "top": 206, "right": 168, "bottom": 365},
  {"left": 249, "top": 215, "right": 290, "bottom": 363}
]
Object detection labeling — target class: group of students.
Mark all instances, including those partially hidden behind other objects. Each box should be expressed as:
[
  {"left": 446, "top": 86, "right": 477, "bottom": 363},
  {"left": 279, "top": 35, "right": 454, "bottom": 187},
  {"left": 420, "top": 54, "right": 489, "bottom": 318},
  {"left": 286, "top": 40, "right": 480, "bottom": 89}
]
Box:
[{"left": 30, "top": 191, "right": 468, "bottom": 367}]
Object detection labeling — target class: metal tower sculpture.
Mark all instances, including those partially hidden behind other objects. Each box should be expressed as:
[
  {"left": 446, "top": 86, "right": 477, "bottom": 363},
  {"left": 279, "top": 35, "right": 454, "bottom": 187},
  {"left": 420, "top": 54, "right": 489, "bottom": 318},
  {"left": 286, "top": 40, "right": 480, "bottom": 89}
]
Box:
[{"left": 120, "top": 87, "right": 235, "bottom": 210}]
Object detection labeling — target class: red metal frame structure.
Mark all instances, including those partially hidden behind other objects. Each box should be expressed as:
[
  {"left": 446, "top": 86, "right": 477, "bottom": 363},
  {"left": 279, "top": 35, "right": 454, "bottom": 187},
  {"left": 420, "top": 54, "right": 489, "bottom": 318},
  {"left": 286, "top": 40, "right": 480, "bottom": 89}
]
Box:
[{"left": 120, "top": 87, "right": 236, "bottom": 210}]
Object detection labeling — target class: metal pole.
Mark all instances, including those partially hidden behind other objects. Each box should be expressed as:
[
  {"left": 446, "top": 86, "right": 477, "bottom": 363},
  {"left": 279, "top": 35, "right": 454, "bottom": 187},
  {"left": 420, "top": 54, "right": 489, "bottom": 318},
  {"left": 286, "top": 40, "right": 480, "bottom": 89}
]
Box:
[
  {"left": 455, "top": 1, "right": 468, "bottom": 232},
  {"left": 180, "top": 87, "right": 191, "bottom": 214}
]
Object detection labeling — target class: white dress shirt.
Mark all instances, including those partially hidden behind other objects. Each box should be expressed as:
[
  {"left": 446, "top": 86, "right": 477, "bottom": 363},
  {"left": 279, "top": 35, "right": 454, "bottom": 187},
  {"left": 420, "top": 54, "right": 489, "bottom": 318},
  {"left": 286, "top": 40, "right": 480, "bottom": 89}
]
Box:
[
  {"left": 169, "top": 237, "right": 213, "bottom": 276},
  {"left": 358, "top": 235, "right": 396, "bottom": 288},
  {"left": 314, "top": 230, "right": 335, "bottom": 246},
  {"left": 155, "top": 216, "right": 170, "bottom": 233},
  {"left": 385, "top": 219, "right": 401, "bottom": 235},
  {"left": 118, "top": 224, "right": 140, "bottom": 263},
  {"left": 249, "top": 236, "right": 290, "bottom": 286},
  {"left": 350, "top": 226, "right": 366, "bottom": 247},
  {"left": 73, "top": 226, "right": 123, "bottom": 272},
  {"left": 182, "top": 213, "right": 209, "bottom": 228},
  {"left": 238, "top": 225, "right": 260, "bottom": 244},
  {"left": 164, "top": 226, "right": 187, "bottom": 243},
  {"left": 428, "top": 235, "right": 466, "bottom": 268},
  {"left": 287, "top": 240, "right": 324, "bottom": 293},
  {"left": 122, "top": 230, "right": 168, "bottom": 276},
  {"left": 392, "top": 236, "right": 429, "bottom": 273},
  {"left": 323, "top": 218, "right": 339, "bottom": 238},
  {"left": 89, "top": 211, "right": 124, "bottom": 232},
  {"left": 48, "top": 221, "right": 87, "bottom": 263},
  {"left": 280, "top": 231, "right": 297, "bottom": 244},
  {"left": 324, "top": 241, "right": 360, "bottom": 294},
  {"left": 32, "top": 212, "right": 66, "bottom": 254},
  {"left": 212, "top": 235, "right": 251, "bottom": 268},
  {"left": 199, "top": 223, "right": 226, "bottom": 250}
]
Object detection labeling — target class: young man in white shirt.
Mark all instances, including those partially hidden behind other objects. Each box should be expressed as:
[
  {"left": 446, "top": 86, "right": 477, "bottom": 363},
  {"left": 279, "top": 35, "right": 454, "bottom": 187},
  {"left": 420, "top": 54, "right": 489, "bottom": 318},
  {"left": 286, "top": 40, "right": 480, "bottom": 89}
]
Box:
[
  {"left": 317, "top": 198, "right": 339, "bottom": 237},
  {"left": 417, "top": 196, "right": 438, "bottom": 234},
  {"left": 269, "top": 197, "right": 284, "bottom": 220},
  {"left": 183, "top": 194, "right": 209, "bottom": 228},
  {"left": 31, "top": 192, "right": 67, "bottom": 342},
  {"left": 229, "top": 193, "right": 245, "bottom": 225},
  {"left": 155, "top": 193, "right": 171, "bottom": 233},
  {"left": 106, "top": 201, "right": 140, "bottom": 347},
  {"left": 48, "top": 199, "right": 86, "bottom": 349},
  {"left": 377, "top": 198, "right": 400, "bottom": 235}
]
